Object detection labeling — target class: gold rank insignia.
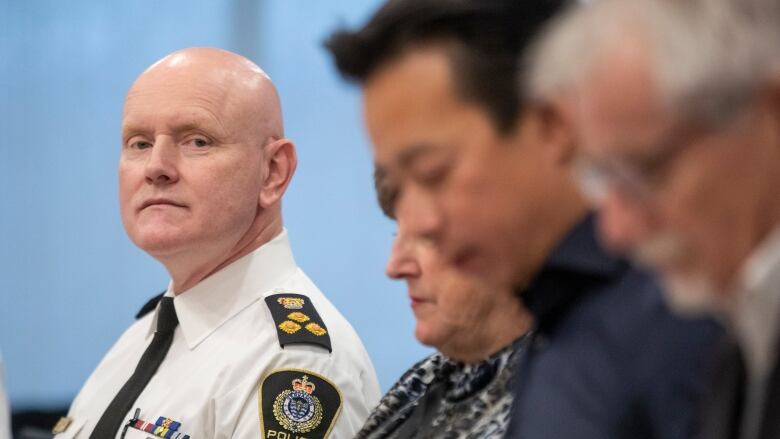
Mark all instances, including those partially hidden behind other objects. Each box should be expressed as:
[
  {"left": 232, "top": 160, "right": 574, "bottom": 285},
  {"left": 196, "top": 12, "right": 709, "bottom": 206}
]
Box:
[
  {"left": 287, "top": 311, "right": 310, "bottom": 323},
  {"left": 259, "top": 369, "right": 342, "bottom": 438},
  {"left": 52, "top": 417, "right": 72, "bottom": 434},
  {"left": 305, "top": 322, "right": 327, "bottom": 336},
  {"left": 279, "top": 320, "right": 301, "bottom": 334},
  {"left": 277, "top": 297, "right": 305, "bottom": 309},
  {"left": 266, "top": 293, "right": 332, "bottom": 352}
]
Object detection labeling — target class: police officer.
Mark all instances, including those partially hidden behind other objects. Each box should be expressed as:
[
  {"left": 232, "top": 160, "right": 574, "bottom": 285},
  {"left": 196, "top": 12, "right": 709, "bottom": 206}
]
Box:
[{"left": 52, "top": 47, "right": 380, "bottom": 439}]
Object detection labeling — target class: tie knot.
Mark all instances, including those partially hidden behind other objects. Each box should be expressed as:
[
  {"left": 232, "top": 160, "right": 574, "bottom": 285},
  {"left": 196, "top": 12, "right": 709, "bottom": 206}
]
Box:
[{"left": 156, "top": 297, "right": 179, "bottom": 334}]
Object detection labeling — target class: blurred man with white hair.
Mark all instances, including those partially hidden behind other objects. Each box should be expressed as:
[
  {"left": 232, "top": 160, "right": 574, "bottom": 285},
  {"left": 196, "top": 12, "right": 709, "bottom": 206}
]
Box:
[{"left": 526, "top": 0, "right": 780, "bottom": 438}]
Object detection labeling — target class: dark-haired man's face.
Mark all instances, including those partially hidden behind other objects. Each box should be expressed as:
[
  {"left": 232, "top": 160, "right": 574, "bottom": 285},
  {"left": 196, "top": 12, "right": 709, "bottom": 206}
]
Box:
[{"left": 364, "top": 46, "right": 570, "bottom": 288}]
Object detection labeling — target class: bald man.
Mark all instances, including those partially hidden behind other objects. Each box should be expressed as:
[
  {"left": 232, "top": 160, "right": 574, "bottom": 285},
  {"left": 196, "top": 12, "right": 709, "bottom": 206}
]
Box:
[{"left": 52, "top": 47, "right": 380, "bottom": 439}]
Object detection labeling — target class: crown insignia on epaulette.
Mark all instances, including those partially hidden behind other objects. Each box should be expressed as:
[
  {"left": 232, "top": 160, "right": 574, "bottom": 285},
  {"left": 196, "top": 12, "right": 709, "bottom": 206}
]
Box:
[{"left": 278, "top": 297, "right": 305, "bottom": 309}]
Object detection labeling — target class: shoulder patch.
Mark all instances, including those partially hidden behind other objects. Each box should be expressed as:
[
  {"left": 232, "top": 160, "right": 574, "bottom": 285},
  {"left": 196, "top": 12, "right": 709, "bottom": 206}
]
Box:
[
  {"left": 258, "top": 369, "right": 342, "bottom": 439},
  {"left": 135, "top": 291, "right": 165, "bottom": 319},
  {"left": 265, "top": 294, "right": 332, "bottom": 352}
]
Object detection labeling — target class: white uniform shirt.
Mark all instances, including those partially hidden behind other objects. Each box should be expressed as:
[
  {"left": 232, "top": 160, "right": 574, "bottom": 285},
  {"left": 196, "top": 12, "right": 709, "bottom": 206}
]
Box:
[
  {"left": 0, "top": 353, "right": 10, "bottom": 439},
  {"left": 56, "top": 230, "right": 381, "bottom": 439}
]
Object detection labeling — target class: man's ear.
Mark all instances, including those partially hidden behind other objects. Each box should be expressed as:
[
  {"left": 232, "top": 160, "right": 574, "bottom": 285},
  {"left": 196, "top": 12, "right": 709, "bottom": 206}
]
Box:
[
  {"left": 768, "top": 77, "right": 780, "bottom": 151},
  {"left": 751, "top": 77, "right": 780, "bottom": 155},
  {"left": 259, "top": 138, "right": 298, "bottom": 208},
  {"left": 536, "top": 97, "right": 578, "bottom": 166}
]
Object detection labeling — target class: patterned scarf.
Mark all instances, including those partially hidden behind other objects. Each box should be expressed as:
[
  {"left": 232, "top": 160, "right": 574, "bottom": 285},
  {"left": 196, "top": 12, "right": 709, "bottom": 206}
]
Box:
[{"left": 357, "top": 335, "right": 527, "bottom": 438}]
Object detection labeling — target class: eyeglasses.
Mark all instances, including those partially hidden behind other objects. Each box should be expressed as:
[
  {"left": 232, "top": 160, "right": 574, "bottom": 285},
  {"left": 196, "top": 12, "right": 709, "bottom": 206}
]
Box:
[{"left": 572, "top": 126, "right": 704, "bottom": 205}]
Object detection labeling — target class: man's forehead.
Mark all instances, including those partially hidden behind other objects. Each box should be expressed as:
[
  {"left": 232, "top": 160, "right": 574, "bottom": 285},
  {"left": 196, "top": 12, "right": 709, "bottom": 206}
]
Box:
[
  {"left": 576, "top": 47, "right": 676, "bottom": 155},
  {"left": 363, "top": 49, "right": 460, "bottom": 134},
  {"left": 373, "top": 142, "right": 452, "bottom": 176},
  {"left": 122, "top": 106, "right": 224, "bottom": 130},
  {"left": 125, "top": 72, "right": 233, "bottom": 108}
]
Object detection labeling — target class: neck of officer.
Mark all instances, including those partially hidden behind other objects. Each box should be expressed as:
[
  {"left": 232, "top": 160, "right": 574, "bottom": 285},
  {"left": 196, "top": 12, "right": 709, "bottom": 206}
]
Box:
[{"left": 166, "top": 209, "right": 284, "bottom": 295}]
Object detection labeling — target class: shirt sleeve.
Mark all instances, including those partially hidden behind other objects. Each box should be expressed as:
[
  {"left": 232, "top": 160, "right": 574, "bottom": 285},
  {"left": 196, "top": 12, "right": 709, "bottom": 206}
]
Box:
[{"left": 217, "top": 343, "right": 380, "bottom": 438}]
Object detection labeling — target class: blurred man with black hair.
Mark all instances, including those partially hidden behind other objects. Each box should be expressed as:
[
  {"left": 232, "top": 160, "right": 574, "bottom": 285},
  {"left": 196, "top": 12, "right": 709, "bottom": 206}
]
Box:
[{"left": 326, "top": 0, "right": 721, "bottom": 437}]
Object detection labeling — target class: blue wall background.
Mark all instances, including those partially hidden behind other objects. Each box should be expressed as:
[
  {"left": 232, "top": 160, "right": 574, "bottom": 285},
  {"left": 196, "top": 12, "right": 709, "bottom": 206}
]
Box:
[{"left": 0, "top": 0, "right": 431, "bottom": 409}]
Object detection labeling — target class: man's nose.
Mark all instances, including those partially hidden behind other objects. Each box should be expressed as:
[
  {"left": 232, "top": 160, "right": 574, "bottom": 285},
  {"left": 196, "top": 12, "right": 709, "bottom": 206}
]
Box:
[
  {"left": 144, "top": 137, "right": 180, "bottom": 185},
  {"left": 596, "top": 190, "right": 656, "bottom": 255},
  {"left": 396, "top": 190, "right": 444, "bottom": 246},
  {"left": 385, "top": 232, "right": 422, "bottom": 280}
]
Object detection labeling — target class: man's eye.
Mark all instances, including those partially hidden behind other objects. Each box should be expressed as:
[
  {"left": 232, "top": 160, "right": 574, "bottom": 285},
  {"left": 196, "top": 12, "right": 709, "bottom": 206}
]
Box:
[
  {"left": 130, "top": 140, "right": 152, "bottom": 150},
  {"left": 416, "top": 167, "right": 448, "bottom": 187},
  {"left": 186, "top": 137, "right": 212, "bottom": 148}
]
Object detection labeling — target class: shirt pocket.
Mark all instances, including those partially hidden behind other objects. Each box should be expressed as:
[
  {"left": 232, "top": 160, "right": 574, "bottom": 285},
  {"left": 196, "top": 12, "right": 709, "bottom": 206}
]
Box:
[
  {"left": 122, "top": 423, "right": 193, "bottom": 439},
  {"left": 122, "top": 426, "right": 157, "bottom": 439}
]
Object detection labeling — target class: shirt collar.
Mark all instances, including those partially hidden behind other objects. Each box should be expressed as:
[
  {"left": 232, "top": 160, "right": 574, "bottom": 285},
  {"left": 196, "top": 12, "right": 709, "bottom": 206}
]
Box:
[
  {"left": 731, "top": 226, "right": 780, "bottom": 380},
  {"left": 520, "top": 213, "right": 628, "bottom": 329},
  {"left": 148, "top": 229, "right": 299, "bottom": 349}
]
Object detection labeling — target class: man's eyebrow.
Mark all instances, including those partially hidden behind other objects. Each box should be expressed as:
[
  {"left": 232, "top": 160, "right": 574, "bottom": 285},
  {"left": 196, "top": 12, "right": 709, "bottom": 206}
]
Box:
[
  {"left": 396, "top": 143, "right": 439, "bottom": 169},
  {"left": 121, "top": 114, "right": 228, "bottom": 141},
  {"left": 120, "top": 122, "right": 147, "bottom": 140},
  {"left": 373, "top": 165, "right": 399, "bottom": 219}
]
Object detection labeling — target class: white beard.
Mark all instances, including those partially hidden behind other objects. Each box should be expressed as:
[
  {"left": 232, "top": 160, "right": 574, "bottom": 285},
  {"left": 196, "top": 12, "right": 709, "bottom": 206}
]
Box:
[
  {"left": 660, "top": 272, "right": 724, "bottom": 316},
  {"left": 630, "top": 230, "right": 724, "bottom": 316}
]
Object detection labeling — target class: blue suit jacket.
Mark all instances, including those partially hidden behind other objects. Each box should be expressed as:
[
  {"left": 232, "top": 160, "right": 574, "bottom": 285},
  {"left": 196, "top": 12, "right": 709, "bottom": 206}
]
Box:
[{"left": 505, "top": 214, "right": 722, "bottom": 439}]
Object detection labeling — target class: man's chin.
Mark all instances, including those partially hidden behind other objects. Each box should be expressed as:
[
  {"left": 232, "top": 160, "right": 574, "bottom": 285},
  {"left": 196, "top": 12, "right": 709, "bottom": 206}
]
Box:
[
  {"left": 659, "top": 271, "right": 723, "bottom": 316},
  {"left": 132, "top": 234, "right": 190, "bottom": 259},
  {"left": 414, "top": 325, "right": 443, "bottom": 351}
]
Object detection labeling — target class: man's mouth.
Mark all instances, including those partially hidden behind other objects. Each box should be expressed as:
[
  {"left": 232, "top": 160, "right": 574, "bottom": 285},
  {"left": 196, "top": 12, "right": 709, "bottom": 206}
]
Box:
[{"left": 139, "top": 198, "right": 187, "bottom": 211}]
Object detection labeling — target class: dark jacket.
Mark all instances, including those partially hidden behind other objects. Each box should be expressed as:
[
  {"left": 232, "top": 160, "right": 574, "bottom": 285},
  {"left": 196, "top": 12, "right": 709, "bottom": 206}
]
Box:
[
  {"left": 697, "top": 329, "right": 780, "bottom": 439},
  {"left": 505, "top": 214, "right": 722, "bottom": 439}
]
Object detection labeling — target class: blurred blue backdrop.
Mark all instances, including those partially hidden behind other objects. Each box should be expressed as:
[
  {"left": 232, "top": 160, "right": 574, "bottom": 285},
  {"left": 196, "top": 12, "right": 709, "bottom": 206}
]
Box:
[{"left": 0, "top": 0, "right": 431, "bottom": 410}]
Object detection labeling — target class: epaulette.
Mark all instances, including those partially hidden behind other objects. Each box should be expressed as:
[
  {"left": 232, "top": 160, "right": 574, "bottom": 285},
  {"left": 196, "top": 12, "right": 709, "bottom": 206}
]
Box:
[
  {"left": 135, "top": 292, "right": 165, "bottom": 319},
  {"left": 265, "top": 293, "right": 332, "bottom": 352}
]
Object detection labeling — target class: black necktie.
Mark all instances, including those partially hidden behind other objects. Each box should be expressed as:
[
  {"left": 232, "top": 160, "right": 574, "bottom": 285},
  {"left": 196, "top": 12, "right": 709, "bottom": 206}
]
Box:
[{"left": 90, "top": 297, "right": 179, "bottom": 439}]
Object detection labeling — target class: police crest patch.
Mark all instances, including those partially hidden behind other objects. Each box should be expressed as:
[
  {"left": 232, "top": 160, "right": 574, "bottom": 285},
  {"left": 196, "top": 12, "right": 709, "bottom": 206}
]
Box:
[{"left": 259, "top": 369, "right": 342, "bottom": 439}]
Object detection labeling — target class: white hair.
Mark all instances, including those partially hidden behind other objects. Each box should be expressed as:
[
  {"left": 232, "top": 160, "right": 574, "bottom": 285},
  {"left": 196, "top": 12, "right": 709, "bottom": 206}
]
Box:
[{"left": 525, "top": 0, "right": 780, "bottom": 124}]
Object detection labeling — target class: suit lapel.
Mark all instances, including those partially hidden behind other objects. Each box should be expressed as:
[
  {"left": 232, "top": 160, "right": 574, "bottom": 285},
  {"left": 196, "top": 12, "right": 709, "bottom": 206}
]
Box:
[
  {"left": 758, "top": 337, "right": 780, "bottom": 439},
  {"left": 697, "top": 338, "right": 746, "bottom": 439}
]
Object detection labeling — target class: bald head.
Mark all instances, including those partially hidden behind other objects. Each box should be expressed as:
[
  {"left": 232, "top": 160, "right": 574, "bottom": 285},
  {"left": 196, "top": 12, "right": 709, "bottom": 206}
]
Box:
[
  {"left": 119, "top": 48, "right": 299, "bottom": 292},
  {"left": 126, "top": 47, "right": 283, "bottom": 141}
]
